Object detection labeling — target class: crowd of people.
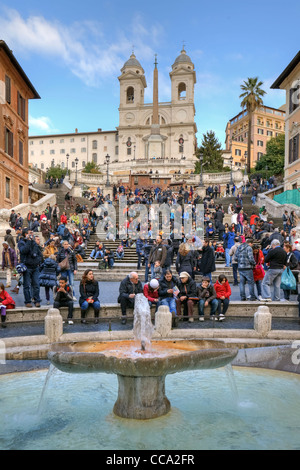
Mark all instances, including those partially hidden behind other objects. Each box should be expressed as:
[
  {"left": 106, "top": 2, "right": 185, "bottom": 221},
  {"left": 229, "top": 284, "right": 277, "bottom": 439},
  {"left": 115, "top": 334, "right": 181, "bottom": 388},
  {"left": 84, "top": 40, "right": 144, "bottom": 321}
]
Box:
[{"left": 1, "top": 178, "right": 300, "bottom": 328}]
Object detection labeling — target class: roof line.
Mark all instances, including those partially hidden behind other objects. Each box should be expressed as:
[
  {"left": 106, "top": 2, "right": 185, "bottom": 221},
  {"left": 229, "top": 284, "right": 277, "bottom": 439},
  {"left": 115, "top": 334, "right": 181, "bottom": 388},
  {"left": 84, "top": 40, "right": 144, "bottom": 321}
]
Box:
[{"left": 271, "top": 51, "right": 300, "bottom": 89}]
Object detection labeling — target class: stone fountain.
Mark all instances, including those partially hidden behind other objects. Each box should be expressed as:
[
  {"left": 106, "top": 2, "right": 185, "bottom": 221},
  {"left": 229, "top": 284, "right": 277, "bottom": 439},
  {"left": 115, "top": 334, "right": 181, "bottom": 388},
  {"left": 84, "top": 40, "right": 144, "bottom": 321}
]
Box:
[{"left": 48, "top": 294, "right": 238, "bottom": 420}]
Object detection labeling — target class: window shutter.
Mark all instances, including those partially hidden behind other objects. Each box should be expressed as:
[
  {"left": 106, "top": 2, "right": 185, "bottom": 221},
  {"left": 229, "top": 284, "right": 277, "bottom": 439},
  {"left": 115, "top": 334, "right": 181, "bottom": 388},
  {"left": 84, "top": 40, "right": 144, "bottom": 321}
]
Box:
[
  {"left": 19, "top": 140, "right": 24, "bottom": 165},
  {"left": 5, "top": 75, "right": 11, "bottom": 104}
]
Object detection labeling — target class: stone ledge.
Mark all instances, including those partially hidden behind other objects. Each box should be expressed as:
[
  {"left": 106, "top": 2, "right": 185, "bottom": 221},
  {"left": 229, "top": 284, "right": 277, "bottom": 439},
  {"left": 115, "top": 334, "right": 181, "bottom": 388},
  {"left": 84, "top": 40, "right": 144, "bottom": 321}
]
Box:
[{"left": 3, "top": 301, "right": 299, "bottom": 324}]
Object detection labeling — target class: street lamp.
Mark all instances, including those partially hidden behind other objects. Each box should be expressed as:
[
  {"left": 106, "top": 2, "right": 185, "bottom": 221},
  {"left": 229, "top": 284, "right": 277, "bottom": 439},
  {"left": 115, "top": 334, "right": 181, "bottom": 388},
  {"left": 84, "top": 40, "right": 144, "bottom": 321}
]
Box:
[
  {"left": 105, "top": 154, "right": 110, "bottom": 187},
  {"left": 74, "top": 157, "right": 79, "bottom": 186},
  {"left": 229, "top": 156, "right": 234, "bottom": 185}
]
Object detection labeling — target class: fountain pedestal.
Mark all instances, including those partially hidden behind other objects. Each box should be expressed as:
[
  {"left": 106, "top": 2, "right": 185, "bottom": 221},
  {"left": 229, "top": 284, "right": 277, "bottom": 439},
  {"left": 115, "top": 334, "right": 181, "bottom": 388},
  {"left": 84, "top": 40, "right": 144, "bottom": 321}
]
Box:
[{"left": 114, "top": 375, "right": 170, "bottom": 420}]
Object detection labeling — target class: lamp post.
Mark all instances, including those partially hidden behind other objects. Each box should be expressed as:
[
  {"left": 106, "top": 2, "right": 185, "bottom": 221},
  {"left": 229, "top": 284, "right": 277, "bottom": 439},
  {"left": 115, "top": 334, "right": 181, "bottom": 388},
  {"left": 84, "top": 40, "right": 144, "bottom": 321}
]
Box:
[
  {"left": 229, "top": 156, "right": 234, "bottom": 185},
  {"left": 105, "top": 154, "right": 110, "bottom": 187},
  {"left": 66, "top": 153, "right": 69, "bottom": 176},
  {"left": 74, "top": 157, "right": 79, "bottom": 186}
]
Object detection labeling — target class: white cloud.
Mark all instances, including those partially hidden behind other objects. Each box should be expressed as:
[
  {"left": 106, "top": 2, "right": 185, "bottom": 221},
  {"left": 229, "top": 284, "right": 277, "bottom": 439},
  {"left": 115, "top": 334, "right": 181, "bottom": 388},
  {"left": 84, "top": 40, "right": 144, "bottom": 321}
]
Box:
[
  {"left": 29, "top": 115, "right": 58, "bottom": 134},
  {"left": 0, "top": 7, "right": 162, "bottom": 87}
]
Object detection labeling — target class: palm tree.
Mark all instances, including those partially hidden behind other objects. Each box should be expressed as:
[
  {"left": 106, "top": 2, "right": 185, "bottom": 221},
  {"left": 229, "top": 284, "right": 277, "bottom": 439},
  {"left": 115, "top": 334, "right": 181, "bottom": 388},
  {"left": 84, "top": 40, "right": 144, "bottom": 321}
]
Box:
[{"left": 239, "top": 77, "right": 266, "bottom": 174}]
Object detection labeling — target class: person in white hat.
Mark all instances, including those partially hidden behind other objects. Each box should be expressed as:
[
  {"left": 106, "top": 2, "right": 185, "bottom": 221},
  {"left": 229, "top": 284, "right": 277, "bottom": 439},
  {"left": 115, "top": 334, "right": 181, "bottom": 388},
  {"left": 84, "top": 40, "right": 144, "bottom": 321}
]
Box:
[
  {"left": 176, "top": 272, "right": 198, "bottom": 322},
  {"left": 143, "top": 278, "right": 160, "bottom": 311}
]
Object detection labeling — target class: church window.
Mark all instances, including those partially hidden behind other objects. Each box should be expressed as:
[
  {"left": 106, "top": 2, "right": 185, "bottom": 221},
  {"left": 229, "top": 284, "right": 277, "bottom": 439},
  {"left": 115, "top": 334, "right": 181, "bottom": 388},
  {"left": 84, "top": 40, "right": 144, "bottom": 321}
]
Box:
[
  {"left": 178, "top": 83, "right": 187, "bottom": 100},
  {"left": 127, "top": 87, "right": 135, "bottom": 103}
]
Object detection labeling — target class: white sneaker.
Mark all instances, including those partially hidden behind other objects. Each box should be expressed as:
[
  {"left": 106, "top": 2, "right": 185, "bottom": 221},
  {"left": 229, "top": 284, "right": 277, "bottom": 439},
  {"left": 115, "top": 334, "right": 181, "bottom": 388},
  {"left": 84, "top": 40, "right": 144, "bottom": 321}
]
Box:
[
  {"left": 73, "top": 296, "right": 77, "bottom": 301},
  {"left": 280, "top": 299, "right": 288, "bottom": 302},
  {"left": 262, "top": 298, "right": 272, "bottom": 302},
  {"left": 68, "top": 320, "right": 74, "bottom": 325},
  {"left": 199, "top": 317, "right": 204, "bottom": 322},
  {"left": 188, "top": 317, "right": 194, "bottom": 323},
  {"left": 219, "top": 314, "right": 225, "bottom": 322}
]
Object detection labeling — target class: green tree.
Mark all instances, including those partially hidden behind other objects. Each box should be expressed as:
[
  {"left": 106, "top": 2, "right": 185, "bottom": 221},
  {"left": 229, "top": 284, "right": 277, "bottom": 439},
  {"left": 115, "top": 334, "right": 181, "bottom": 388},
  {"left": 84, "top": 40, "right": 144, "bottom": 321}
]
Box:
[
  {"left": 239, "top": 77, "right": 266, "bottom": 173},
  {"left": 46, "top": 165, "right": 67, "bottom": 180},
  {"left": 195, "top": 130, "right": 223, "bottom": 173},
  {"left": 82, "top": 161, "right": 102, "bottom": 174},
  {"left": 255, "top": 133, "right": 285, "bottom": 176}
]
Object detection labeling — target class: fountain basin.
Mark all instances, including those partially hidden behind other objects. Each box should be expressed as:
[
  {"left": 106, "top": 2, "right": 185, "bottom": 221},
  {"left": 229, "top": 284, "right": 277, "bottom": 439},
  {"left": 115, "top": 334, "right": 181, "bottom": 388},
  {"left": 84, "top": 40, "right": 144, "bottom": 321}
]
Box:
[{"left": 48, "top": 339, "right": 238, "bottom": 419}]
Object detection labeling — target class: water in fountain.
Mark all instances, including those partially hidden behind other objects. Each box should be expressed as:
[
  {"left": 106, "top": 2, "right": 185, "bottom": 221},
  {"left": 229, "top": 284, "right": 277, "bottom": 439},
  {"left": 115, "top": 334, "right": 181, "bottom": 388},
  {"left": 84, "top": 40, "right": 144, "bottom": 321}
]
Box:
[{"left": 132, "top": 293, "right": 154, "bottom": 351}]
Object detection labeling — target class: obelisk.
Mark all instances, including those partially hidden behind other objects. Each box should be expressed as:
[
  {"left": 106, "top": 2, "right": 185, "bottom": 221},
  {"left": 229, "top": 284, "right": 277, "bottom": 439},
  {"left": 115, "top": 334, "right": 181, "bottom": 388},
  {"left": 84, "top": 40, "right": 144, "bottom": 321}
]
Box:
[{"left": 147, "top": 54, "right": 165, "bottom": 159}]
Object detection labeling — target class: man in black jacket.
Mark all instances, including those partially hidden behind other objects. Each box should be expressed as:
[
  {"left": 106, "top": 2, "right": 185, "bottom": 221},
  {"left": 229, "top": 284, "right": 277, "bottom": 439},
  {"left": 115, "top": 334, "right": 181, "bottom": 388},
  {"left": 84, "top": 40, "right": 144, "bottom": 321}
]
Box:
[
  {"left": 18, "top": 231, "right": 43, "bottom": 308},
  {"left": 261, "top": 239, "right": 287, "bottom": 302},
  {"left": 53, "top": 277, "right": 74, "bottom": 325},
  {"left": 118, "top": 272, "right": 143, "bottom": 324},
  {"left": 56, "top": 241, "right": 77, "bottom": 300}
]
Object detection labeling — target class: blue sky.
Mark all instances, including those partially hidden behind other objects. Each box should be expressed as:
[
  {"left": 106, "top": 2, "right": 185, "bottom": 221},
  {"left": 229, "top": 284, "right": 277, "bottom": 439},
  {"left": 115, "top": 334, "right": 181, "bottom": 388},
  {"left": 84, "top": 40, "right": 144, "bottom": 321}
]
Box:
[{"left": 1, "top": 0, "right": 298, "bottom": 147}]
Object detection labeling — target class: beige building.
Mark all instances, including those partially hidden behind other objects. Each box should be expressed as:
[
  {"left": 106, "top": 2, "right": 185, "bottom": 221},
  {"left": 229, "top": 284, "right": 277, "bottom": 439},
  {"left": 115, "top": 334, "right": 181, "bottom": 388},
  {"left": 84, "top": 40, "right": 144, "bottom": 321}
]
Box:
[
  {"left": 225, "top": 105, "right": 285, "bottom": 169},
  {"left": 271, "top": 51, "right": 300, "bottom": 191},
  {"left": 29, "top": 48, "right": 198, "bottom": 178}
]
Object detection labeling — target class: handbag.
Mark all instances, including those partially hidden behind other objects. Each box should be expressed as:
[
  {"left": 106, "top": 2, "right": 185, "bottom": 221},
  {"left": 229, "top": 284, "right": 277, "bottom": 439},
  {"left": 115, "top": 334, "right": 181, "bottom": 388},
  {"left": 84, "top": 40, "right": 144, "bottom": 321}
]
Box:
[
  {"left": 253, "top": 264, "right": 265, "bottom": 282},
  {"left": 59, "top": 255, "right": 70, "bottom": 271},
  {"left": 280, "top": 267, "right": 296, "bottom": 291}
]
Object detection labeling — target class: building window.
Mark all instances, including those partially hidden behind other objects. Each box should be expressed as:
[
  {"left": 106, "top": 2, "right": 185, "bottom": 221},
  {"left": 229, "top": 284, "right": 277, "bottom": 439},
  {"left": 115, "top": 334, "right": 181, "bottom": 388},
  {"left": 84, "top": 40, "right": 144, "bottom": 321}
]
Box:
[
  {"left": 49, "top": 139, "right": 54, "bottom": 144},
  {"left": 127, "top": 86, "right": 134, "bottom": 103},
  {"left": 17, "top": 92, "right": 26, "bottom": 121},
  {"left": 289, "top": 80, "right": 300, "bottom": 114},
  {"left": 104, "top": 146, "right": 107, "bottom": 152},
  {"left": 257, "top": 140, "right": 264, "bottom": 147},
  {"left": 5, "top": 75, "right": 11, "bottom": 104},
  {"left": 19, "top": 186, "right": 23, "bottom": 204},
  {"left": 19, "top": 140, "right": 24, "bottom": 165},
  {"left": 92, "top": 140, "right": 98, "bottom": 150},
  {"left": 60, "top": 149, "right": 65, "bottom": 154},
  {"left": 72, "top": 161, "right": 75, "bottom": 168},
  {"left": 267, "top": 131, "right": 273, "bottom": 137},
  {"left": 81, "top": 137, "right": 86, "bottom": 142},
  {"left": 41, "top": 150, "right": 44, "bottom": 155},
  {"left": 289, "top": 134, "right": 299, "bottom": 164},
  {"left": 50, "top": 150, "right": 55, "bottom": 155},
  {"left": 257, "top": 152, "right": 263, "bottom": 160},
  {"left": 82, "top": 161, "right": 86, "bottom": 167},
  {"left": 5, "top": 128, "right": 13, "bottom": 157},
  {"left": 39, "top": 140, "right": 44, "bottom": 144},
  {"left": 235, "top": 149, "right": 242, "bottom": 156},
  {"left": 115, "top": 134, "right": 119, "bottom": 142},
  {"left": 41, "top": 163, "right": 44, "bottom": 170},
  {"left": 61, "top": 162, "right": 65, "bottom": 168},
  {"left": 60, "top": 139, "right": 64, "bottom": 143},
  {"left": 5, "top": 177, "right": 10, "bottom": 199},
  {"left": 70, "top": 148, "right": 75, "bottom": 153},
  {"left": 92, "top": 153, "right": 97, "bottom": 163},
  {"left": 70, "top": 138, "right": 74, "bottom": 142},
  {"left": 127, "top": 147, "right": 132, "bottom": 155},
  {"left": 257, "top": 128, "right": 264, "bottom": 135},
  {"left": 81, "top": 148, "right": 86, "bottom": 153},
  {"left": 115, "top": 146, "right": 119, "bottom": 155}
]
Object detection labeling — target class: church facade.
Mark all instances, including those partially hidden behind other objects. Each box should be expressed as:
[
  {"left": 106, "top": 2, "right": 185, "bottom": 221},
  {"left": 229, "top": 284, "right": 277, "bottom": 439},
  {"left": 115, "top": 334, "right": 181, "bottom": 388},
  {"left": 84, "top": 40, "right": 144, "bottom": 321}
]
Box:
[{"left": 29, "top": 48, "right": 198, "bottom": 180}]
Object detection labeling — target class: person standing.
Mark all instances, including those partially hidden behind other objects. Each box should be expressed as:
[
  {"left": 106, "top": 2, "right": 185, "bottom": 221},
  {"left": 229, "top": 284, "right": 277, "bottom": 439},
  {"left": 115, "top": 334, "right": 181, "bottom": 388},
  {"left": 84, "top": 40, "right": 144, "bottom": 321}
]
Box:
[
  {"left": 18, "top": 231, "right": 43, "bottom": 308},
  {"left": 197, "top": 239, "right": 216, "bottom": 283},
  {"left": 148, "top": 235, "right": 167, "bottom": 278},
  {"left": 261, "top": 239, "right": 287, "bottom": 302},
  {"left": 1, "top": 242, "right": 17, "bottom": 288},
  {"left": 56, "top": 241, "right": 78, "bottom": 300},
  {"left": 39, "top": 254, "right": 60, "bottom": 305},
  {"left": 234, "top": 238, "right": 257, "bottom": 301}
]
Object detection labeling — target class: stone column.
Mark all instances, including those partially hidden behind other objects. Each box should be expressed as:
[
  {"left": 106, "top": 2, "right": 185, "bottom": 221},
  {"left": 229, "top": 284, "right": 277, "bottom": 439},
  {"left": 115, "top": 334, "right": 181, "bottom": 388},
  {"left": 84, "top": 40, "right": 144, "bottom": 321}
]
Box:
[
  {"left": 44, "top": 308, "right": 63, "bottom": 343},
  {"left": 155, "top": 305, "right": 172, "bottom": 337},
  {"left": 254, "top": 305, "right": 272, "bottom": 337}
]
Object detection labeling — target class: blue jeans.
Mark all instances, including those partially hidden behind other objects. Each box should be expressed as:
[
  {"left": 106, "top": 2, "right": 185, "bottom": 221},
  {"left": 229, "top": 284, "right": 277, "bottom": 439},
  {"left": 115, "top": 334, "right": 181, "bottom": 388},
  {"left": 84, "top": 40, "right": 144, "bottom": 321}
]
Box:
[
  {"left": 225, "top": 248, "right": 231, "bottom": 267},
  {"left": 90, "top": 250, "right": 103, "bottom": 259},
  {"left": 198, "top": 298, "right": 218, "bottom": 316},
  {"left": 23, "top": 267, "right": 41, "bottom": 304},
  {"left": 80, "top": 300, "right": 100, "bottom": 313},
  {"left": 160, "top": 297, "right": 177, "bottom": 315},
  {"left": 238, "top": 268, "right": 255, "bottom": 300},
  {"left": 261, "top": 268, "right": 283, "bottom": 301},
  {"left": 61, "top": 270, "right": 74, "bottom": 290}
]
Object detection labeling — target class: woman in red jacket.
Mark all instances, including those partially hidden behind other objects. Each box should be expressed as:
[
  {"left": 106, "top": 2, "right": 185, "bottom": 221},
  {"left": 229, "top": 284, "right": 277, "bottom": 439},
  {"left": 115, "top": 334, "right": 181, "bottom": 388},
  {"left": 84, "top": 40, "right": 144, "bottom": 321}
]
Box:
[
  {"left": 213, "top": 275, "right": 231, "bottom": 321},
  {"left": 252, "top": 244, "right": 265, "bottom": 300},
  {"left": 0, "top": 282, "right": 15, "bottom": 328},
  {"left": 143, "top": 279, "right": 160, "bottom": 312}
]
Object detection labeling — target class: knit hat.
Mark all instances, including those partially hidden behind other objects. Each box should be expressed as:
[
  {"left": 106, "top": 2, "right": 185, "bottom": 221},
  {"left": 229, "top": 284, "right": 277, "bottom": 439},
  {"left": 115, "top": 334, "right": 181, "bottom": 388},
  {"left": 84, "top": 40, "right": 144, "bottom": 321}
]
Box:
[
  {"left": 150, "top": 279, "right": 159, "bottom": 289},
  {"left": 179, "top": 271, "right": 190, "bottom": 279}
]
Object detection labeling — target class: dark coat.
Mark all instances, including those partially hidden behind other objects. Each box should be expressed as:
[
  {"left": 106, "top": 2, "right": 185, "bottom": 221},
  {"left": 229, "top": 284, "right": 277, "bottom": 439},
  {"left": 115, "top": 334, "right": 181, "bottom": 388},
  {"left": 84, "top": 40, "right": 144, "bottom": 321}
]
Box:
[
  {"left": 158, "top": 275, "right": 179, "bottom": 299},
  {"left": 18, "top": 237, "right": 43, "bottom": 269},
  {"left": 79, "top": 280, "right": 100, "bottom": 305},
  {"left": 118, "top": 276, "right": 143, "bottom": 303},
  {"left": 56, "top": 247, "right": 78, "bottom": 272},
  {"left": 39, "top": 258, "right": 60, "bottom": 287},
  {"left": 177, "top": 277, "right": 198, "bottom": 299},
  {"left": 1, "top": 247, "right": 17, "bottom": 269},
  {"left": 176, "top": 251, "right": 195, "bottom": 275},
  {"left": 198, "top": 245, "right": 216, "bottom": 274}
]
